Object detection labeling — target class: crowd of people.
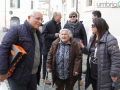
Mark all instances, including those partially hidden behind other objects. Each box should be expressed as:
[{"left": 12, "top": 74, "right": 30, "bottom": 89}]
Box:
[{"left": 0, "top": 9, "right": 120, "bottom": 90}]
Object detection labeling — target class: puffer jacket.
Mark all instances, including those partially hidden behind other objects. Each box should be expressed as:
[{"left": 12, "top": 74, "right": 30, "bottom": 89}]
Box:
[
  {"left": 84, "top": 31, "right": 120, "bottom": 90},
  {"left": 0, "top": 20, "right": 42, "bottom": 85}
]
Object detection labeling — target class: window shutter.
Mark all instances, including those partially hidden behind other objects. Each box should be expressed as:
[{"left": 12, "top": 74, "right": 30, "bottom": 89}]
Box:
[
  {"left": 31, "top": 1, "right": 33, "bottom": 9},
  {"left": 18, "top": 0, "right": 20, "bottom": 8}
]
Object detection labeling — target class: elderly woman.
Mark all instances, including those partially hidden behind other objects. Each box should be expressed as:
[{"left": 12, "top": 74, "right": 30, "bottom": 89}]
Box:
[
  {"left": 64, "top": 11, "right": 87, "bottom": 85},
  {"left": 46, "top": 29, "right": 82, "bottom": 90},
  {"left": 78, "top": 18, "right": 120, "bottom": 90}
]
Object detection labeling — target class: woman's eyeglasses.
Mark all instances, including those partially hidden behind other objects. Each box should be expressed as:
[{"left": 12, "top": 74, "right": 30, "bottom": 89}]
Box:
[
  {"left": 69, "top": 16, "right": 76, "bottom": 18},
  {"left": 91, "top": 24, "right": 96, "bottom": 28}
]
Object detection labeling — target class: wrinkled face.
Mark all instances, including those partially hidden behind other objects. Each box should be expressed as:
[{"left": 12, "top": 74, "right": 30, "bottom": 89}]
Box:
[
  {"left": 69, "top": 14, "right": 77, "bottom": 23},
  {"left": 60, "top": 31, "right": 70, "bottom": 44},
  {"left": 28, "top": 12, "right": 43, "bottom": 30},
  {"left": 92, "top": 14, "right": 98, "bottom": 20},
  {"left": 55, "top": 12, "right": 62, "bottom": 22},
  {"left": 91, "top": 23, "right": 98, "bottom": 34}
]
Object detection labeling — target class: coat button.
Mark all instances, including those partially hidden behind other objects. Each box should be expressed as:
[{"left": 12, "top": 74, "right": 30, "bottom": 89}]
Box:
[{"left": 22, "top": 65, "right": 24, "bottom": 67}]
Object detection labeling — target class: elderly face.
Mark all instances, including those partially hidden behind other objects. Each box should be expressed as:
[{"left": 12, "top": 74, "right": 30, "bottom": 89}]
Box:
[
  {"left": 69, "top": 14, "right": 77, "bottom": 23},
  {"left": 54, "top": 12, "right": 62, "bottom": 22},
  {"left": 60, "top": 30, "right": 70, "bottom": 44},
  {"left": 28, "top": 12, "right": 43, "bottom": 30}
]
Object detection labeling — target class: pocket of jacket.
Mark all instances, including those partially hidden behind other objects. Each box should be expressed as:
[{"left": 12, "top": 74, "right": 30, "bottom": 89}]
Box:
[{"left": 18, "top": 37, "right": 31, "bottom": 52}]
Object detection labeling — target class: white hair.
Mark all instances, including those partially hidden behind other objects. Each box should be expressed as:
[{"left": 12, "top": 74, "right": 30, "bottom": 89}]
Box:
[
  {"left": 28, "top": 9, "right": 42, "bottom": 16},
  {"left": 59, "top": 29, "right": 73, "bottom": 38}
]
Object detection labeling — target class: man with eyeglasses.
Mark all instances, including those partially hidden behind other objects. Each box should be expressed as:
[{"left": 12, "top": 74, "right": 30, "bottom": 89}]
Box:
[
  {"left": 42, "top": 11, "right": 62, "bottom": 85},
  {"left": 64, "top": 11, "right": 87, "bottom": 86},
  {"left": 0, "top": 10, "right": 43, "bottom": 90}
]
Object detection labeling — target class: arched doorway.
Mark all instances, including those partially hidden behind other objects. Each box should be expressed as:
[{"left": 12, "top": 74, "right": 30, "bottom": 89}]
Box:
[{"left": 10, "top": 17, "right": 20, "bottom": 26}]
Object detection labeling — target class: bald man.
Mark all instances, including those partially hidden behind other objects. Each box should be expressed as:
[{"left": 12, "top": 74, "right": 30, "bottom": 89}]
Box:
[{"left": 42, "top": 11, "right": 62, "bottom": 84}]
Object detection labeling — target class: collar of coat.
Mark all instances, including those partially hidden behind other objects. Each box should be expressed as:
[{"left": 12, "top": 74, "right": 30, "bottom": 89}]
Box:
[
  {"left": 52, "top": 38, "right": 76, "bottom": 46},
  {"left": 91, "top": 31, "right": 109, "bottom": 43},
  {"left": 52, "top": 17, "right": 61, "bottom": 25},
  {"left": 24, "top": 20, "right": 40, "bottom": 33}
]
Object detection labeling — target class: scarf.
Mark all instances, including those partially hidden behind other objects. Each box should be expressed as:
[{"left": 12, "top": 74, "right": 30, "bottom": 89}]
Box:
[{"left": 68, "top": 19, "right": 79, "bottom": 28}]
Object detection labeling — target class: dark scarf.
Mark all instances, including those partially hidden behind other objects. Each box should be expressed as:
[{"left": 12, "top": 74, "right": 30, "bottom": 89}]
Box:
[{"left": 68, "top": 19, "right": 79, "bottom": 28}]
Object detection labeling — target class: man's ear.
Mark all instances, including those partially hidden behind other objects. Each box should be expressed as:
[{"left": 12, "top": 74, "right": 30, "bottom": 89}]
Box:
[{"left": 28, "top": 16, "right": 31, "bottom": 20}]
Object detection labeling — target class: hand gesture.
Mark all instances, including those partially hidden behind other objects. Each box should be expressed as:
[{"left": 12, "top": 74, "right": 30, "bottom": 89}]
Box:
[{"left": 78, "top": 40, "right": 84, "bottom": 49}]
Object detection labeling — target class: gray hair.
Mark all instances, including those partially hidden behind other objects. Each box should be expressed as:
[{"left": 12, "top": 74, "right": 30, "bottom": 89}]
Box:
[
  {"left": 59, "top": 29, "right": 73, "bottom": 38},
  {"left": 28, "top": 9, "right": 42, "bottom": 16},
  {"left": 53, "top": 12, "right": 57, "bottom": 17},
  {"left": 69, "top": 11, "right": 77, "bottom": 17}
]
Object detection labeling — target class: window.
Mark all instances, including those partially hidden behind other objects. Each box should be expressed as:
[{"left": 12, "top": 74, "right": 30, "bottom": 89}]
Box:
[
  {"left": 10, "top": 0, "right": 20, "bottom": 8},
  {"left": 31, "top": 1, "right": 33, "bottom": 9},
  {"left": 71, "top": 0, "right": 75, "bottom": 8},
  {"left": 86, "top": 0, "right": 92, "bottom": 7}
]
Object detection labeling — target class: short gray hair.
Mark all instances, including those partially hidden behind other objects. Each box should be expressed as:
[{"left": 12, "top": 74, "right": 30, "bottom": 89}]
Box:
[
  {"left": 28, "top": 9, "right": 42, "bottom": 16},
  {"left": 53, "top": 12, "right": 57, "bottom": 17},
  {"left": 59, "top": 29, "right": 73, "bottom": 38},
  {"left": 69, "top": 11, "right": 77, "bottom": 17}
]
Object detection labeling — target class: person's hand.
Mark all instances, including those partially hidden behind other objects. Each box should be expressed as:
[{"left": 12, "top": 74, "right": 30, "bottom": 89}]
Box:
[
  {"left": 55, "top": 33, "right": 59, "bottom": 38},
  {"left": 78, "top": 40, "right": 84, "bottom": 49},
  {"left": 111, "top": 77, "right": 117, "bottom": 82},
  {"left": 0, "top": 74, "right": 8, "bottom": 82},
  {"left": 73, "top": 72, "right": 79, "bottom": 76},
  {"left": 47, "top": 68, "right": 50, "bottom": 72}
]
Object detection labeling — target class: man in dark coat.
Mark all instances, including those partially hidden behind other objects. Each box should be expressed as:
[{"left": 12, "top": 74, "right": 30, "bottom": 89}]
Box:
[
  {"left": 42, "top": 11, "right": 62, "bottom": 84},
  {"left": 0, "top": 10, "right": 43, "bottom": 90}
]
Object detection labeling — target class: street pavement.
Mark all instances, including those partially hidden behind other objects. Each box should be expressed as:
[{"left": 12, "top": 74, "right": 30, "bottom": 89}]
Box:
[{"left": 0, "top": 30, "right": 92, "bottom": 90}]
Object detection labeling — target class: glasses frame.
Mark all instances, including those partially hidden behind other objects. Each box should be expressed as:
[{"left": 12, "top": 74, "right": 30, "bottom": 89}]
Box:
[
  {"left": 69, "top": 16, "right": 76, "bottom": 18},
  {"left": 31, "top": 16, "right": 44, "bottom": 23},
  {"left": 91, "top": 24, "right": 96, "bottom": 28}
]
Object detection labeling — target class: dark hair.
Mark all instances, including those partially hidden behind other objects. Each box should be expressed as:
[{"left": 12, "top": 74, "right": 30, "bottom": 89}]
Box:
[
  {"left": 93, "top": 18, "right": 109, "bottom": 41},
  {"left": 69, "top": 11, "right": 77, "bottom": 17},
  {"left": 92, "top": 11, "right": 101, "bottom": 18}
]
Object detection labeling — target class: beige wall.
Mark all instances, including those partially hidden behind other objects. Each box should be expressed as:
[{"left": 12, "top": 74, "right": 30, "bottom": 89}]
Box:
[
  {"left": 79, "top": 0, "right": 120, "bottom": 46},
  {"left": 0, "top": 0, "right": 38, "bottom": 30}
]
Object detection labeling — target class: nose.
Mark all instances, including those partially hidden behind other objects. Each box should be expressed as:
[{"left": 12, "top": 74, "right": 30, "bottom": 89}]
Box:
[{"left": 39, "top": 20, "right": 42, "bottom": 23}]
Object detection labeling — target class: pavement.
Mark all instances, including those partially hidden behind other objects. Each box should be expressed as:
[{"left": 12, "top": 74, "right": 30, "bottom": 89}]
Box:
[{"left": 0, "top": 30, "right": 92, "bottom": 90}]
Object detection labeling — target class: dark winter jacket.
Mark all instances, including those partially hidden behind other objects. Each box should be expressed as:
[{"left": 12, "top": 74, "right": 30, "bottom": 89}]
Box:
[
  {"left": 84, "top": 31, "right": 120, "bottom": 90},
  {"left": 0, "top": 20, "right": 42, "bottom": 85},
  {"left": 42, "top": 18, "right": 61, "bottom": 55},
  {"left": 64, "top": 20, "right": 87, "bottom": 46},
  {"left": 46, "top": 38, "right": 82, "bottom": 86}
]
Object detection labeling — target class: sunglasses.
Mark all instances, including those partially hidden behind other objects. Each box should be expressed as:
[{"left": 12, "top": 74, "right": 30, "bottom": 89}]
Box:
[
  {"left": 69, "top": 16, "right": 76, "bottom": 18},
  {"left": 91, "top": 24, "right": 96, "bottom": 28}
]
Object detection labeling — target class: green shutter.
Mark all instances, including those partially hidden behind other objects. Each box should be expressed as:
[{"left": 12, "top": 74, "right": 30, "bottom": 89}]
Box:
[
  {"left": 18, "top": 0, "right": 20, "bottom": 8},
  {"left": 31, "top": 1, "right": 33, "bottom": 9},
  {"left": 10, "top": 0, "right": 13, "bottom": 7}
]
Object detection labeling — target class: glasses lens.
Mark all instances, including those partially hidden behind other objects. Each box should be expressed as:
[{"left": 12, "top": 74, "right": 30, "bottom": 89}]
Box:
[
  {"left": 72, "top": 16, "right": 76, "bottom": 18},
  {"left": 69, "top": 16, "right": 72, "bottom": 18},
  {"left": 92, "top": 24, "right": 95, "bottom": 28}
]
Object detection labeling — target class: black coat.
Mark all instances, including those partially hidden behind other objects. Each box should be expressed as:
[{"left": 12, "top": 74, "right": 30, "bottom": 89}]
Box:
[
  {"left": 42, "top": 18, "right": 61, "bottom": 55},
  {"left": 64, "top": 20, "right": 87, "bottom": 46},
  {"left": 83, "top": 31, "right": 120, "bottom": 90}
]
